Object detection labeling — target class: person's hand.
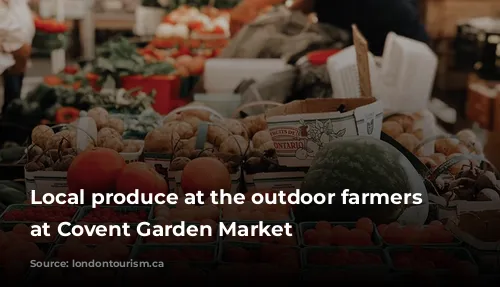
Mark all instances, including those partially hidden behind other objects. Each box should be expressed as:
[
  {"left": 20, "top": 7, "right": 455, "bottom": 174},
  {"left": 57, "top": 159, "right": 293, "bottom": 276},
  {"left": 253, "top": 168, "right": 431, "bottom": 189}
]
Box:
[{"left": 10, "top": 44, "right": 31, "bottom": 74}]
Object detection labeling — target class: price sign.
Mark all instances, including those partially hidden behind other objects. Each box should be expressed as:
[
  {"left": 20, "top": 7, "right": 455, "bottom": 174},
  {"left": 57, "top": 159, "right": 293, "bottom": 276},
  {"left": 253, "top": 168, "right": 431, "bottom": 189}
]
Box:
[{"left": 352, "top": 24, "right": 372, "bottom": 98}]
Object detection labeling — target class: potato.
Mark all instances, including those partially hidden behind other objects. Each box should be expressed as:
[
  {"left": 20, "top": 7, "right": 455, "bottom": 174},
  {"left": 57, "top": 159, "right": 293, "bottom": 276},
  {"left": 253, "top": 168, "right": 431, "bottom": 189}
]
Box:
[
  {"left": 413, "top": 129, "right": 424, "bottom": 141},
  {"left": 144, "top": 128, "right": 181, "bottom": 153},
  {"left": 396, "top": 133, "right": 420, "bottom": 152},
  {"left": 419, "top": 157, "right": 437, "bottom": 170},
  {"left": 220, "top": 119, "right": 248, "bottom": 138},
  {"left": 104, "top": 117, "right": 125, "bottom": 135},
  {"left": 97, "top": 127, "right": 121, "bottom": 141},
  {"left": 252, "top": 130, "right": 272, "bottom": 149},
  {"left": 122, "top": 140, "right": 143, "bottom": 153},
  {"left": 46, "top": 130, "right": 74, "bottom": 150},
  {"left": 170, "top": 157, "right": 191, "bottom": 171},
  {"left": 382, "top": 121, "right": 403, "bottom": 139},
  {"left": 242, "top": 114, "right": 267, "bottom": 138},
  {"left": 31, "top": 125, "right": 54, "bottom": 150},
  {"left": 258, "top": 141, "right": 275, "bottom": 153},
  {"left": 99, "top": 136, "right": 124, "bottom": 152},
  {"left": 87, "top": 107, "right": 109, "bottom": 130},
  {"left": 219, "top": 135, "right": 249, "bottom": 155},
  {"left": 163, "top": 121, "right": 195, "bottom": 139},
  {"left": 387, "top": 115, "right": 414, "bottom": 133},
  {"left": 206, "top": 125, "right": 231, "bottom": 147},
  {"left": 435, "top": 138, "right": 469, "bottom": 156},
  {"left": 185, "top": 137, "right": 214, "bottom": 151}
]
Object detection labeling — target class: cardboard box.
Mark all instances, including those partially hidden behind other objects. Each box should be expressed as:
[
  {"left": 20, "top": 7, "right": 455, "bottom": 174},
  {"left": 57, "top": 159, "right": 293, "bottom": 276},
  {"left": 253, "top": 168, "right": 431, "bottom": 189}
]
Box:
[
  {"left": 466, "top": 81, "right": 500, "bottom": 130},
  {"left": 252, "top": 172, "right": 305, "bottom": 192},
  {"left": 265, "top": 98, "right": 384, "bottom": 167}
]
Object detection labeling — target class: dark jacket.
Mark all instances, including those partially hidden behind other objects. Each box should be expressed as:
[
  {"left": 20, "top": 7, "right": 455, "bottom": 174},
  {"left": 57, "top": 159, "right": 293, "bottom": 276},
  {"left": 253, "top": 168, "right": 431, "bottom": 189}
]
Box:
[{"left": 315, "top": 0, "right": 429, "bottom": 56}]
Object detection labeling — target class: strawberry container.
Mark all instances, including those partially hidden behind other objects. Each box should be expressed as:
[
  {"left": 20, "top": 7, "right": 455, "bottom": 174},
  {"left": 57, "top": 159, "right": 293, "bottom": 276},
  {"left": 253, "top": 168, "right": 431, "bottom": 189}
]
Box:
[
  {"left": 0, "top": 222, "right": 59, "bottom": 245},
  {"left": 136, "top": 222, "right": 219, "bottom": 245},
  {"left": 0, "top": 204, "right": 80, "bottom": 224},
  {"left": 301, "top": 267, "right": 392, "bottom": 284},
  {"left": 46, "top": 244, "right": 134, "bottom": 268},
  {"left": 220, "top": 221, "right": 300, "bottom": 246},
  {"left": 149, "top": 203, "right": 222, "bottom": 223},
  {"left": 56, "top": 223, "right": 140, "bottom": 246},
  {"left": 386, "top": 246, "right": 477, "bottom": 273},
  {"left": 75, "top": 206, "right": 151, "bottom": 224},
  {"left": 220, "top": 206, "right": 295, "bottom": 223},
  {"left": 302, "top": 246, "right": 390, "bottom": 271},
  {"left": 380, "top": 224, "right": 462, "bottom": 247},
  {"left": 299, "top": 222, "right": 382, "bottom": 247},
  {"left": 25, "top": 266, "right": 119, "bottom": 286},
  {"left": 131, "top": 244, "right": 218, "bottom": 264},
  {"left": 218, "top": 241, "right": 302, "bottom": 269}
]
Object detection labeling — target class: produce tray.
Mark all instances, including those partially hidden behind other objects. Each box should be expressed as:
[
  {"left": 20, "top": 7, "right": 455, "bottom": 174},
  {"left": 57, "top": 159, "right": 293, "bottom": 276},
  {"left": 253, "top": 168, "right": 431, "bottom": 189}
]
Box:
[
  {"left": 218, "top": 241, "right": 303, "bottom": 268},
  {"left": 301, "top": 268, "right": 392, "bottom": 284},
  {"left": 220, "top": 221, "right": 300, "bottom": 246},
  {"left": 302, "top": 246, "right": 391, "bottom": 270},
  {"left": 299, "top": 222, "right": 382, "bottom": 247},
  {"left": 56, "top": 223, "right": 140, "bottom": 246},
  {"left": 380, "top": 225, "right": 462, "bottom": 247},
  {"left": 149, "top": 203, "right": 222, "bottom": 223},
  {"left": 468, "top": 249, "right": 500, "bottom": 274},
  {"left": 0, "top": 204, "right": 80, "bottom": 224},
  {"left": 45, "top": 244, "right": 134, "bottom": 268},
  {"left": 131, "top": 244, "right": 218, "bottom": 264},
  {"left": 220, "top": 206, "right": 295, "bottom": 223},
  {"left": 136, "top": 222, "right": 219, "bottom": 245},
  {"left": 75, "top": 206, "right": 152, "bottom": 224},
  {"left": 0, "top": 222, "right": 59, "bottom": 244},
  {"left": 24, "top": 266, "right": 119, "bottom": 286},
  {"left": 385, "top": 246, "right": 477, "bottom": 273}
]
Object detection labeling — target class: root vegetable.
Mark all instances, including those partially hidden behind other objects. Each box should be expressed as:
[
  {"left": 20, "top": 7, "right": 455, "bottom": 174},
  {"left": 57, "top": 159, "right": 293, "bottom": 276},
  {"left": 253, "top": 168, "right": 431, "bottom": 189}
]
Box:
[
  {"left": 164, "top": 121, "right": 194, "bottom": 139},
  {"left": 174, "top": 148, "right": 192, "bottom": 158},
  {"left": 144, "top": 129, "right": 181, "bottom": 153},
  {"left": 207, "top": 125, "right": 231, "bottom": 147},
  {"left": 104, "top": 117, "right": 125, "bottom": 135},
  {"left": 185, "top": 137, "right": 214, "bottom": 151},
  {"left": 242, "top": 115, "right": 267, "bottom": 138},
  {"left": 476, "top": 188, "right": 500, "bottom": 201},
  {"left": 219, "top": 135, "right": 249, "bottom": 155},
  {"left": 97, "top": 128, "right": 124, "bottom": 152},
  {"left": 87, "top": 107, "right": 109, "bottom": 130},
  {"left": 448, "top": 178, "right": 476, "bottom": 190},
  {"left": 25, "top": 161, "right": 44, "bottom": 172},
  {"left": 31, "top": 125, "right": 54, "bottom": 150},
  {"left": 252, "top": 131, "right": 272, "bottom": 149},
  {"left": 28, "top": 145, "right": 44, "bottom": 159},
  {"left": 382, "top": 121, "right": 403, "bottom": 139},
  {"left": 53, "top": 155, "right": 74, "bottom": 171},
  {"left": 46, "top": 130, "right": 74, "bottom": 150},
  {"left": 190, "top": 149, "right": 214, "bottom": 159},
  {"left": 170, "top": 157, "right": 191, "bottom": 171},
  {"left": 435, "top": 138, "right": 468, "bottom": 156},
  {"left": 387, "top": 115, "right": 414, "bottom": 132},
  {"left": 258, "top": 141, "right": 275, "bottom": 153},
  {"left": 220, "top": 119, "right": 248, "bottom": 138},
  {"left": 413, "top": 129, "right": 424, "bottom": 141}
]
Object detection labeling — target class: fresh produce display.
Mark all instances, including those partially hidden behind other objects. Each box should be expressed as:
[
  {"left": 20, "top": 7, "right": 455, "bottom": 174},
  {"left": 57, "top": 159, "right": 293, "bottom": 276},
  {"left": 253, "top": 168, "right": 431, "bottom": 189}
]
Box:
[
  {"left": 135, "top": 245, "right": 216, "bottom": 262},
  {"left": 214, "top": 263, "right": 300, "bottom": 283},
  {"left": 224, "top": 223, "right": 297, "bottom": 245},
  {"left": 0, "top": 230, "right": 46, "bottom": 280},
  {"left": 141, "top": 220, "right": 217, "bottom": 244},
  {"left": 53, "top": 241, "right": 131, "bottom": 261},
  {"left": 0, "top": 205, "right": 78, "bottom": 222},
  {"left": 382, "top": 113, "right": 427, "bottom": 143},
  {"left": 122, "top": 264, "right": 209, "bottom": 283},
  {"left": 153, "top": 199, "right": 220, "bottom": 222},
  {"left": 0, "top": 223, "right": 58, "bottom": 243},
  {"left": 377, "top": 221, "right": 456, "bottom": 245},
  {"left": 296, "top": 136, "right": 428, "bottom": 224},
  {"left": 301, "top": 218, "right": 377, "bottom": 246},
  {"left": 78, "top": 207, "right": 149, "bottom": 223},
  {"left": 221, "top": 243, "right": 300, "bottom": 268},
  {"left": 32, "top": 17, "right": 69, "bottom": 51},
  {"left": 389, "top": 247, "right": 477, "bottom": 273},
  {"left": 306, "top": 248, "right": 385, "bottom": 267}
]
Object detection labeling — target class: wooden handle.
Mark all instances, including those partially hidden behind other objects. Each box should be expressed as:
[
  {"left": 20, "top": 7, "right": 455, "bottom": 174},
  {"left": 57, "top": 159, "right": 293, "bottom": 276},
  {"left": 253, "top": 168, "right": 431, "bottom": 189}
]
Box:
[{"left": 232, "top": 101, "right": 283, "bottom": 118}]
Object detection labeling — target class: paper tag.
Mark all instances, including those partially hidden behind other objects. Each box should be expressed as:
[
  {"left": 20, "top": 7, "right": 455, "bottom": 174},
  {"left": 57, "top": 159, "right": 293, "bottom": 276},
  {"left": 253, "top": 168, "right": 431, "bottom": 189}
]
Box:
[
  {"left": 352, "top": 25, "right": 372, "bottom": 98},
  {"left": 34, "top": 177, "right": 68, "bottom": 195}
]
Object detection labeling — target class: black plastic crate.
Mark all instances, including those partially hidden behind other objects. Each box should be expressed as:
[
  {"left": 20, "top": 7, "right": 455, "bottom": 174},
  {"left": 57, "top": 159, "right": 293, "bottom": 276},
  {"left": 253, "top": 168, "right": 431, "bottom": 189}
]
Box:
[{"left": 75, "top": 206, "right": 150, "bottom": 223}]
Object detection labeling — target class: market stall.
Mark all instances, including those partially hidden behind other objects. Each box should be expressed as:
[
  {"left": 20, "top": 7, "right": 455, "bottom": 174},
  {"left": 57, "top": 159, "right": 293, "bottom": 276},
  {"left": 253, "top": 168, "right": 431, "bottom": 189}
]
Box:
[{"left": 0, "top": 1, "right": 499, "bottom": 284}]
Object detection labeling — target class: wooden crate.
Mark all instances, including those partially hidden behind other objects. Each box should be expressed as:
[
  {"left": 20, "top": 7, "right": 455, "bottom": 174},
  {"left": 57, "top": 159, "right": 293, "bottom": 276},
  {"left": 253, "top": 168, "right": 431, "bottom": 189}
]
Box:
[
  {"left": 424, "top": 0, "right": 500, "bottom": 39},
  {"left": 466, "top": 73, "right": 500, "bottom": 130}
]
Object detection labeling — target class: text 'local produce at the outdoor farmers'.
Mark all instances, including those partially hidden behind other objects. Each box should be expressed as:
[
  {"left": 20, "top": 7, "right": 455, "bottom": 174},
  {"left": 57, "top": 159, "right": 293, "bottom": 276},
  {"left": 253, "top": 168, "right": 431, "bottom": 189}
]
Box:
[{"left": 0, "top": 0, "right": 499, "bottom": 285}]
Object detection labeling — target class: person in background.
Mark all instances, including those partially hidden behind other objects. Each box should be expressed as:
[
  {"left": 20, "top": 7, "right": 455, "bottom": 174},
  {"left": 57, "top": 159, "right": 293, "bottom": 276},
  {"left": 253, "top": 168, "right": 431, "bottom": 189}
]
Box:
[
  {"left": 0, "top": 0, "right": 35, "bottom": 115},
  {"left": 230, "top": 0, "right": 429, "bottom": 56}
]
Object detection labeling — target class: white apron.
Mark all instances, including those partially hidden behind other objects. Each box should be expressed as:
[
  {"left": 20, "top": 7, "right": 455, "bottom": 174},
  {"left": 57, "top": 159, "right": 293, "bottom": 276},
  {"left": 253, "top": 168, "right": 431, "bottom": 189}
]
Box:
[{"left": 0, "top": 0, "right": 35, "bottom": 74}]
